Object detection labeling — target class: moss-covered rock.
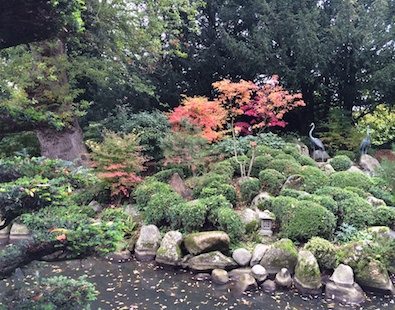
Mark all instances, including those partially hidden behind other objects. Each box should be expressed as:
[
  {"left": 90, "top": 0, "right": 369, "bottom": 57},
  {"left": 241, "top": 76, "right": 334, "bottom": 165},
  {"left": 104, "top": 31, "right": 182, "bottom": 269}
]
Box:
[
  {"left": 186, "top": 251, "right": 238, "bottom": 271},
  {"left": 294, "top": 250, "right": 322, "bottom": 295},
  {"left": 183, "top": 231, "right": 230, "bottom": 255},
  {"left": 259, "top": 239, "right": 298, "bottom": 274},
  {"left": 155, "top": 231, "right": 183, "bottom": 266}
]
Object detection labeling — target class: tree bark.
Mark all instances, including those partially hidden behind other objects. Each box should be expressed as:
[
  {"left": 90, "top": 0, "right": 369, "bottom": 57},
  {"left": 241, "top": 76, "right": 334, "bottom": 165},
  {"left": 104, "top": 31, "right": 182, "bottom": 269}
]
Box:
[{"left": 36, "top": 120, "right": 89, "bottom": 165}]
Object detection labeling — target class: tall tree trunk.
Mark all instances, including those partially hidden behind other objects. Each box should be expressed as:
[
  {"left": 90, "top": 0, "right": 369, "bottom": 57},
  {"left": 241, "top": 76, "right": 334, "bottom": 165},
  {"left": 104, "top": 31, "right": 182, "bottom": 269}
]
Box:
[{"left": 36, "top": 120, "right": 89, "bottom": 165}]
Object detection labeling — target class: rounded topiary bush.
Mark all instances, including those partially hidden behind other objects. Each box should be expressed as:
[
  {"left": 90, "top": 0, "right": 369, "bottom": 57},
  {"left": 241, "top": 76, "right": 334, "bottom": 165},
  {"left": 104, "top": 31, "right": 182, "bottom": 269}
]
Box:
[
  {"left": 336, "top": 150, "right": 357, "bottom": 161},
  {"left": 281, "top": 143, "right": 301, "bottom": 159},
  {"left": 200, "top": 195, "right": 232, "bottom": 212},
  {"left": 210, "top": 160, "right": 235, "bottom": 179},
  {"left": 269, "top": 158, "right": 302, "bottom": 176},
  {"left": 297, "top": 155, "right": 317, "bottom": 167},
  {"left": 329, "top": 171, "right": 373, "bottom": 191},
  {"left": 314, "top": 186, "right": 360, "bottom": 202},
  {"left": 256, "top": 145, "right": 283, "bottom": 157},
  {"left": 239, "top": 177, "right": 261, "bottom": 204},
  {"left": 250, "top": 155, "right": 272, "bottom": 178},
  {"left": 209, "top": 207, "right": 246, "bottom": 242},
  {"left": 304, "top": 237, "right": 337, "bottom": 270},
  {"left": 259, "top": 169, "right": 286, "bottom": 194},
  {"left": 144, "top": 191, "right": 184, "bottom": 226},
  {"left": 330, "top": 155, "right": 353, "bottom": 171},
  {"left": 280, "top": 188, "right": 311, "bottom": 199},
  {"left": 199, "top": 181, "right": 237, "bottom": 205},
  {"left": 264, "top": 195, "right": 299, "bottom": 220},
  {"left": 280, "top": 201, "right": 336, "bottom": 242},
  {"left": 273, "top": 153, "right": 296, "bottom": 162},
  {"left": 339, "top": 197, "right": 375, "bottom": 229},
  {"left": 134, "top": 179, "right": 173, "bottom": 210},
  {"left": 301, "top": 194, "right": 338, "bottom": 215},
  {"left": 371, "top": 206, "right": 395, "bottom": 228},
  {"left": 299, "top": 166, "right": 329, "bottom": 192},
  {"left": 152, "top": 168, "right": 185, "bottom": 182},
  {"left": 168, "top": 199, "right": 208, "bottom": 232},
  {"left": 190, "top": 173, "right": 230, "bottom": 197}
]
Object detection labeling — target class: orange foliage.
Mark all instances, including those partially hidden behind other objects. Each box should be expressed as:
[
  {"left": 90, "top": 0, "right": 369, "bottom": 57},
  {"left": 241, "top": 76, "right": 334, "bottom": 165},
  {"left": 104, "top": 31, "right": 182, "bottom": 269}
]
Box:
[{"left": 168, "top": 96, "right": 228, "bottom": 141}]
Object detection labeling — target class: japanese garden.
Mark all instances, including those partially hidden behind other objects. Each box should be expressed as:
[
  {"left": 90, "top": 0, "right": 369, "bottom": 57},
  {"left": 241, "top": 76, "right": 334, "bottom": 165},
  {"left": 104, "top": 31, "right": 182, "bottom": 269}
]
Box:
[{"left": 0, "top": 0, "right": 395, "bottom": 309}]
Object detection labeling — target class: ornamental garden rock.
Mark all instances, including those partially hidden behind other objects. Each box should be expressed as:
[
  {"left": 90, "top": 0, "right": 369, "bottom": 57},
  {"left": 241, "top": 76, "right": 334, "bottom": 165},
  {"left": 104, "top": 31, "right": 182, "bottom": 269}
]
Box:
[
  {"left": 294, "top": 250, "right": 322, "bottom": 295},
  {"left": 231, "top": 274, "right": 257, "bottom": 296},
  {"left": 232, "top": 248, "right": 252, "bottom": 266},
  {"left": 275, "top": 268, "right": 292, "bottom": 288},
  {"left": 211, "top": 269, "right": 229, "bottom": 284},
  {"left": 260, "top": 239, "right": 298, "bottom": 274},
  {"left": 250, "top": 244, "right": 269, "bottom": 266},
  {"left": 186, "top": 251, "right": 237, "bottom": 271},
  {"left": 251, "top": 265, "right": 267, "bottom": 282},
  {"left": 135, "top": 225, "right": 161, "bottom": 261},
  {"left": 155, "top": 231, "right": 183, "bottom": 266},
  {"left": 184, "top": 231, "right": 230, "bottom": 255}
]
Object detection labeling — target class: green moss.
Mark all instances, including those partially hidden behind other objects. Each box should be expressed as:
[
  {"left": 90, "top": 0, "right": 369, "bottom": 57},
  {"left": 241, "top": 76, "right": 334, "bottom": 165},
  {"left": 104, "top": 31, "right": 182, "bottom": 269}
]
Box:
[{"left": 273, "top": 238, "right": 298, "bottom": 258}]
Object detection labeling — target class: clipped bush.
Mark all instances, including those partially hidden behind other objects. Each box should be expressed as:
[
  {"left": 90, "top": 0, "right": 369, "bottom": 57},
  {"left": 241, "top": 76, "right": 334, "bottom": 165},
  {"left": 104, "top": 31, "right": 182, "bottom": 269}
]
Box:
[
  {"left": 152, "top": 168, "right": 185, "bottom": 182},
  {"left": 339, "top": 197, "right": 375, "bottom": 229},
  {"left": 299, "top": 166, "right": 329, "bottom": 192},
  {"left": 210, "top": 160, "right": 235, "bottom": 179},
  {"left": 239, "top": 177, "right": 261, "bottom": 204},
  {"left": 301, "top": 194, "right": 338, "bottom": 215},
  {"left": 259, "top": 169, "right": 286, "bottom": 194},
  {"left": 281, "top": 201, "right": 336, "bottom": 242},
  {"left": 250, "top": 155, "right": 272, "bottom": 178},
  {"left": 273, "top": 153, "right": 296, "bottom": 161},
  {"left": 304, "top": 237, "right": 337, "bottom": 270},
  {"left": 281, "top": 143, "right": 301, "bottom": 159},
  {"left": 209, "top": 207, "right": 245, "bottom": 242},
  {"left": 330, "top": 155, "right": 353, "bottom": 171},
  {"left": 144, "top": 191, "right": 184, "bottom": 226},
  {"left": 372, "top": 206, "right": 395, "bottom": 228},
  {"left": 168, "top": 200, "right": 208, "bottom": 232},
  {"left": 269, "top": 158, "right": 302, "bottom": 176},
  {"left": 336, "top": 150, "right": 357, "bottom": 161},
  {"left": 280, "top": 188, "right": 311, "bottom": 199},
  {"left": 256, "top": 145, "right": 283, "bottom": 157},
  {"left": 344, "top": 186, "right": 368, "bottom": 198},
  {"left": 199, "top": 181, "right": 237, "bottom": 206},
  {"left": 369, "top": 186, "right": 394, "bottom": 206},
  {"left": 329, "top": 171, "right": 373, "bottom": 191},
  {"left": 200, "top": 195, "right": 232, "bottom": 212},
  {"left": 189, "top": 172, "right": 230, "bottom": 197},
  {"left": 297, "top": 155, "right": 317, "bottom": 166},
  {"left": 264, "top": 196, "right": 299, "bottom": 220},
  {"left": 314, "top": 186, "right": 360, "bottom": 202},
  {"left": 134, "top": 179, "right": 173, "bottom": 210}
]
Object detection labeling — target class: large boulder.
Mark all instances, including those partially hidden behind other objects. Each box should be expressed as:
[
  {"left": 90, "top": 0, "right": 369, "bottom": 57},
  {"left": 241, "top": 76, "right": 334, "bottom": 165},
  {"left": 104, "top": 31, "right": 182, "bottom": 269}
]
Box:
[
  {"left": 169, "top": 173, "right": 193, "bottom": 199},
  {"left": 232, "top": 248, "right": 252, "bottom": 266},
  {"left": 238, "top": 208, "right": 259, "bottom": 232},
  {"left": 281, "top": 175, "right": 304, "bottom": 191},
  {"left": 211, "top": 269, "right": 229, "bottom": 285},
  {"left": 135, "top": 225, "right": 162, "bottom": 261},
  {"left": 317, "top": 162, "right": 335, "bottom": 174},
  {"left": 360, "top": 154, "right": 380, "bottom": 174},
  {"left": 294, "top": 250, "right": 322, "bottom": 295},
  {"left": 251, "top": 192, "right": 271, "bottom": 210},
  {"left": 187, "top": 251, "right": 237, "bottom": 271},
  {"left": 296, "top": 143, "right": 310, "bottom": 157},
  {"left": 347, "top": 166, "right": 365, "bottom": 174},
  {"left": 155, "top": 231, "right": 183, "bottom": 266},
  {"left": 250, "top": 244, "right": 269, "bottom": 266},
  {"left": 367, "top": 196, "right": 386, "bottom": 207},
  {"left": 325, "top": 264, "right": 366, "bottom": 306},
  {"left": 260, "top": 239, "right": 298, "bottom": 274},
  {"left": 184, "top": 231, "right": 230, "bottom": 255}
]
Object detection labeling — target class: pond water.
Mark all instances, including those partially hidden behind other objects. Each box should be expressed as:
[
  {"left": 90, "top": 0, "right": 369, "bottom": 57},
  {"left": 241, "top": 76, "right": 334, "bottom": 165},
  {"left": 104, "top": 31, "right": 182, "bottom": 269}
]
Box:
[{"left": 0, "top": 258, "right": 394, "bottom": 310}]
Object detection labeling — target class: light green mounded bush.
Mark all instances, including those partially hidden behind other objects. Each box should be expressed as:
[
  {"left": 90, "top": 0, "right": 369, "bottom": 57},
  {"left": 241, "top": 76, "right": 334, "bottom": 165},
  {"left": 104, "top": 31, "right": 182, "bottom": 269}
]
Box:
[
  {"left": 280, "top": 201, "right": 337, "bottom": 242},
  {"left": 369, "top": 186, "right": 394, "bottom": 206},
  {"left": 144, "top": 191, "right": 184, "bottom": 226},
  {"left": 229, "top": 155, "right": 249, "bottom": 176},
  {"left": 209, "top": 207, "right": 246, "bottom": 242},
  {"left": 259, "top": 169, "right": 286, "bottom": 194},
  {"left": 336, "top": 150, "right": 357, "bottom": 161},
  {"left": 263, "top": 196, "right": 299, "bottom": 220},
  {"left": 250, "top": 155, "right": 272, "bottom": 178},
  {"left": 299, "top": 166, "right": 329, "bottom": 192},
  {"left": 256, "top": 145, "right": 283, "bottom": 157},
  {"left": 301, "top": 194, "right": 338, "bottom": 215},
  {"left": 199, "top": 181, "right": 237, "bottom": 206},
  {"left": 330, "top": 155, "right": 353, "bottom": 171},
  {"left": 344, "top": 186, "right": 368, "bottom": 198},
  {"left": 200, "top": 195, "right": 232, "bottom": 212},
  {"left": 239, "top": 177, "right": 261, "bottom": 204},
  {"left": 168, "top": 200, "right": 208, "bottom": 232},
  {"left": 152, "top": 168, "right": 185, "bottom": 182},
  {"left": 210, "top": 160, "right": 235, "bottom": 179},
  {"left": 371, "top": 206, "right": 395, "bottom": 228},
  {"left": 314, "top": 186, "right": 360, "bottom": 202},
  {"left": 190, "top": 172, "right": 231, "bottom": 197},
  {"left": 273, "top": 153, "right": 296, "bottom": 162},
  {"left": 269, "top": 158, "right": 302, "bottom": 176},
  {"left": 134, "top": 179, "right": 173, "bottom": 210},
  {"left": 329, "top": 171, "right": 373, "bottom": 191},
  {"left": 304, "top": 237, "right": 337, "bottom": 270},
  {"left": 280, "top": 188, "right": 311, "bottom": 199},
  {"left": 297, "top": 155, "right": 317, "bottom": 166},
  {"left": 281, "top": 143, "right": 301, "bottom": 159},
  {"left": 339, "top": 197, "right": 375, "bottom": 229}
]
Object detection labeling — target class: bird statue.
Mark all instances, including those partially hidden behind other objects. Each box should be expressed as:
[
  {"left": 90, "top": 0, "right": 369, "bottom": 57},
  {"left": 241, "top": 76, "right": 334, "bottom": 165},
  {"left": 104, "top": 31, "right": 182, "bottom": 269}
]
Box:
[
  {"left": 359, "top": 126, "right": 371, "bottom": 155},
  {"left": 309, "top": 122, "right": 326, "bottom": 162}
]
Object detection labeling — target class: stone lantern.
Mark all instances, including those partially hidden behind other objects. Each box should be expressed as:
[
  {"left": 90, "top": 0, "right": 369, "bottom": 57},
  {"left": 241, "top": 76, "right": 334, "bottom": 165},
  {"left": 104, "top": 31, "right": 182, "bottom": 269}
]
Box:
[{"left": 258, "top": 210, "right": 275, "bottom": 236}]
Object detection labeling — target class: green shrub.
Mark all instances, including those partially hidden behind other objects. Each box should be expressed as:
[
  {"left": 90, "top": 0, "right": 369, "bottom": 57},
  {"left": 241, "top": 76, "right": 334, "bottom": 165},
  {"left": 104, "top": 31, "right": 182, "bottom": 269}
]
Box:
[
  {"left": 330, "top": 155, "right": 353, "bottom": 171},
  {"left": 344, "top": 186, "right": 368, "bottom": 198},
  {"left": 259, "top": 169, "right": 286, "bottom": 194},
  {"left": 339, "top": 197, "right": 375, "bottom": 229},
  {"left": 297, "top": 155, "right": 317, "bottom": 166},
  {"left": 274, "top": 153, "right": 296, "bottom": 161},
  {"left": 256, "top": 145, "right": 283, "bottom": 157},
  {"left": 250, "top": 155, "right": 272, "bottom": 178},
  {"left": 144, "top": 191, "right": 184, "bottom": 226},
  {"left": 264, "top": 196, "right": 299, "bottom": 220},
  {"left": 329, "top": 171, "right": 373, "bottom": 191},
  {"left": 281, "top": 143, "right": 301, "bottom": 159},
  {"left": 280, "top": 188, "right": 311, "bottom": 199},
  {"left": 168, "top": 200, "right": 208, "bottom": 232},
  {"left": 314, "top": 186, "right": 360, "bottom": 202},
  {"left": 369, "top": 186, "right": 394, "bottom": 206},
  {"left": 152, "top": 168, "right": 185, "bottom": 182},
  {"left": 304, "top": 237, "right": 337, "bottom": 270},
  {"left": 372, "top": 206, "right": 395, "bottom": 228},
  {"left": 210, "top": 160, "right": 235, "bottom": 179},
  {"left": 200, "top": 195, "right": 232, "bottom": 212},
  {"left": 3, "top": 275, "right": 97, "bottom": 310},
  {"left": 269, "top": 158, "right": 302, "bottom": 176},
  {"left": 239, "top": 177, "right": 260, "bottom": 204},
  {"left": 199, "top": 181, "right": 237, "bottom": 205},
  {"left": 190, "top": 173, "right": 230, "bottom": 197},
  {"left": 209, "top": 207, "right": 245, "bottom": 242},
  {"left": 301, "top": 194, "right": 338, "bottom": 215},
  {"left": 280, "top": 201, "right": 336, "bottom": 242},
  {"left": 299, "top": 166, "right": 329, "bottom": 192},
  {"left": 134, "top": 179, "right": 173, "bottom": 210},
  {"left": 336, "top": 150, "right": 357, "bottom": 161}
]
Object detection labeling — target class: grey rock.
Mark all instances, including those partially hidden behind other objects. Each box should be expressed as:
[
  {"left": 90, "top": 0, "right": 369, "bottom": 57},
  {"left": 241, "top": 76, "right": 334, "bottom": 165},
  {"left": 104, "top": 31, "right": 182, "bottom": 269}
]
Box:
[
  {"left": 10, "top": 223, "right": 30, "bottom": 235},
  {"left": 211, "top": 269, "right": 229, "bottom": 285},
  {"left": 282, "top": 175, "right": 304, "bottom": 191},
  {"left": 135, "top": 225, "right": 161, "bottom": 261},
  {"left": 228, "top": 268, "right": 252, "bottom": 280},
  {"left": 296, "top": 143, "right": 310, "bottom": 157},
  {"left": 312, "top": 150, "right": 330, "bottom": 162},
  {"left": 275, "top": 268, "right": 293, "bottom": 288},
  {"left": 232, "top": 248, "right": 252, "bottom": 266},
  {"left": 251, "top": 265, "right": 268, "bottom": 282},
  {"left": 184, "top": 231, "right": 230, "bottom": 255},
  {"left": 187, "top": 251, "right": 237, "bottom": 271},
  {"left": 360, "top": 154, "right": 380, "bottom": 174},
  {"left": 193, "top": 273, "right": 211, "bottom": 281},
  {"left": 262, "top": 279, "right": 277, "bottom": 293},
  {"left": 250, "top": 244, "right": 269, "bottom": 266},
  {"left": 251, "top": 192, "right": 271, "bottom": 210},
  {"left": 232, "top": 274, "right": 257, "bottom": 296},
  {"left": 317, "top": 162, "right": 335, "bottom": 174},
  {"left": 347, "top": 166, "right": 364, "bottom": 174},
  {"left": 123, "top": 204, "right": 142, "bottom": 222},
  {"left": 260, "top": 239, "right": 298, "bottom": 274},
  {"left": 294, "top": 250, "right": 322, "bottom": 295},
  {"left": 169, "top": 173, "right": 193, "bottom": 199},
  {"left": 367, "top": 196, "right": 386, "bottom": 207},
  {"left": 238, "top": 208, "right": 259, "bottom": 231},
  {"left": 331, "top": 264, "right": 354, "bottom": 287},
  {"left": 88, "top": 200, "right": 103, "bottom": 213},
  {"left": 155, "top": 231, "right": 183, "bottom": 266}
]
